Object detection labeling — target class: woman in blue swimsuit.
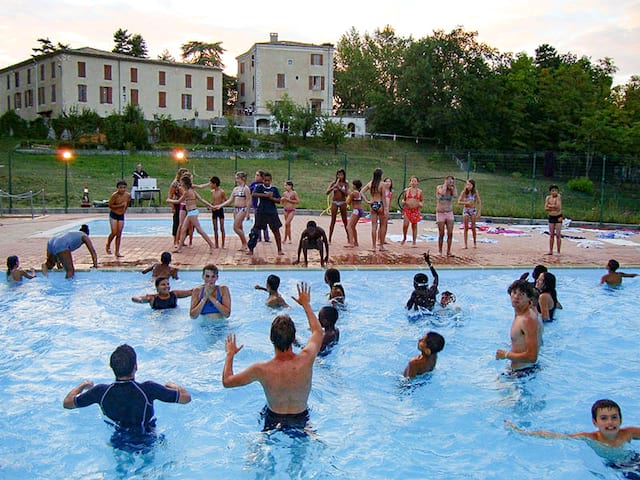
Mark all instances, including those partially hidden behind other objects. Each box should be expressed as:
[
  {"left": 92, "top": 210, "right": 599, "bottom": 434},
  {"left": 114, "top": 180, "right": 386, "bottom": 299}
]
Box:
[{"left": 190, "top": 264, "right": 231, "bottom": 319}]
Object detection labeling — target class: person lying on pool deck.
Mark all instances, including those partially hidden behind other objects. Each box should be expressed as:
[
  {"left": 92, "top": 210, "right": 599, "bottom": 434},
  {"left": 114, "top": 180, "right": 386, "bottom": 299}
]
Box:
[
  {"left": 131, "top": 277, "right": 193, "bottom": 310},
  {"left": 222, "top": 282, "right": 323, "bottom": 432}
]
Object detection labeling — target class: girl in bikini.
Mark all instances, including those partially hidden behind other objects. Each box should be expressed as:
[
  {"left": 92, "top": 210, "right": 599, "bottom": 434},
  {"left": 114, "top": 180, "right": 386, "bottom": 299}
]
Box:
[
  {"left": 325, "top": 169, "right": 350, "bottom": 243},
  {"left": 361, "top": 168, "right": 390, "bottom": 252},
  {"left": 214, "top": 171, "right": 252, "bottom": 251},
  {"left": 401, "top": 176, "right": 424, "bottom": 246},
  {"left": 346, "top": 179, "right": 363, "bottom": 247},
  {"left": 282, "top": 180, "right": 300, "bottom": 244},
  {"left": 168, "top": 175, "right": 215, "bottom": 253},
  {"left": 458, "top": 179, "right": 482, "bottom": 249},
  {"left": 435, "top": 175, "right": 458, "bottom": 256},
  {"left": 168, "top": 167, "right": 189, "bottom": 249}
]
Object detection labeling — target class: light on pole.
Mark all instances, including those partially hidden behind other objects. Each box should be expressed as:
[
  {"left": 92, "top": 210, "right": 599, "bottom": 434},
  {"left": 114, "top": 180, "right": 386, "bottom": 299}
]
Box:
[{"left": 58, "top": 148, "right": 74, "bottom": 213}]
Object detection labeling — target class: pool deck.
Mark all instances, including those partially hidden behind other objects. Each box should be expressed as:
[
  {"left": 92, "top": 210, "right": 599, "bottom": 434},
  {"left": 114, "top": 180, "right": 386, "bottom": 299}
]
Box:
[{"left": 0, "top": 210, "right": 638, "bottom": 272}]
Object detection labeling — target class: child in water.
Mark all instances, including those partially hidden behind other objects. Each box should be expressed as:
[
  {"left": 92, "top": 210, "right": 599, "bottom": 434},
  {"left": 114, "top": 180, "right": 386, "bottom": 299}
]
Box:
[
  {"left": 6, "top": 255, "right": 35, "bottom": 282},
  {"left": 324, "top": 268, "right": 345, "bottom": 306},
  {"left": 255, "top": 274, "right": 289, "bottom": 308},
  {"left": 318, "top": 305, "right": 340, "bottom": 354},
  {"left": 406, "top": 252, "right": 439, "bottom": 311},
  {"left": 600, "top": 259, "right": 638, "bottom": 286},
  {"left": 403, "top": 331, "right": 445, "bottom": 378},
  {"left": 141, "top": 251, "right": 179, "bottom": 280}
]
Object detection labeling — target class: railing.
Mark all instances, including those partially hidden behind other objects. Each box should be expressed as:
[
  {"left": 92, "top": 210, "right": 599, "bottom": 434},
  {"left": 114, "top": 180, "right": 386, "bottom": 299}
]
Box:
[{"left": 0, "top": 189, "right": 46, "bottom": 218}]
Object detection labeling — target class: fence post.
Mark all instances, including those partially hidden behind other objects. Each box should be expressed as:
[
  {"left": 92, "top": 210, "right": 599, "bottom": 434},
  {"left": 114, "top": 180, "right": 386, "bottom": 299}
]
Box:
[
  {"left": 233, "top": 150, "right": 238, "bottom": 172},
  {"left": 287, "top": 151, "right": 291, "bottom": 181},
  {"left": 599, "top": 155, "right": 606, "bottom": 226},
  {"left": 530, "top": 152, "right": 537, "bottom": 223},
  {"left": 402, "top": 153, "right": 407, "bottom": 190},
  {"left": 8, "top": 151, "right": 12, "bottom": 211},
  {"left": 466, "top": 151, "right": 471, "bottom": 179},
  {"left": 343, "top": 153, "right": 347, "bottom": 172},
  {"left": 29, "top": 190, "right": 34, "bottom": 219}
]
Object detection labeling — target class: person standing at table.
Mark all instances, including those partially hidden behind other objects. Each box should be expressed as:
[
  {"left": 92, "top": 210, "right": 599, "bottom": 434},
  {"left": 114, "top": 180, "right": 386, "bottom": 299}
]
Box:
[{"left": 131, "top": 163, "right": 149, "bottom": 205}]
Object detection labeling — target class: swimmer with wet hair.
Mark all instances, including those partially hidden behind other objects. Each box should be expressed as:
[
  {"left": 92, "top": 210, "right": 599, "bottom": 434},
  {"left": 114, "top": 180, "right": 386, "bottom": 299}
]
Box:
[
  {"left": 131, "top": 277, "right": 193, "bottom": 310},
  {"left": 141, "top": 251, "right": 179, "bottom": 280},
  {"left": 403, "top": 331, "right": 445, "bottom": 378},
  {"left": 600, "top": 259, "right": 638, "bottom": 286},
  {"left": 255, "top": 274, "right": 289, "bottom": 308},
  {"left": 324, "top": 268, "right": 345, "bottom": 305},
  {"left": 406, "top": 252, "right": 439, "bottom": 311},
  {"left": 439, "top": 291, "right": 456, "bottom": 308},
  {"left": 318, "top": 306, "right": 339, "bottom": 354},
  {"left": 6, "top": 255, "right": 36, "bottom": 282}
]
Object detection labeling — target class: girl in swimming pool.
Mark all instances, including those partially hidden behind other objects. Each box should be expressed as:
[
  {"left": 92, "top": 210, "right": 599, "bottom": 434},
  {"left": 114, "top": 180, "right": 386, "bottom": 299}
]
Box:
[
  {"left": 6, "top": 255, "right": 35, "bottom": 282},
  {"left": 361, "top": 168, "right": 390, "bottom": 252},
  {"left": 282, "top": 180, "right": 300, "bottom": 244},
  {"left": 168, "top": 175, "right": 215, "bottom": 253},
  {"left": 457, "top": 179, "right": 481, "bottom": 249},
  {"left": 325, "top": 169, "right": 350, "bottom": 243},
  {"left": 213, "top": 172, "right": 252, "bottom": 252}
]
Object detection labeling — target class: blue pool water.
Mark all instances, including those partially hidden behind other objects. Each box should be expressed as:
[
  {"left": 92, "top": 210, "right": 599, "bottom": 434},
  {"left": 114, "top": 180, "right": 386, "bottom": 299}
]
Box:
[{"left": 1, "top": 268, "right": 639, "bottom": 479}]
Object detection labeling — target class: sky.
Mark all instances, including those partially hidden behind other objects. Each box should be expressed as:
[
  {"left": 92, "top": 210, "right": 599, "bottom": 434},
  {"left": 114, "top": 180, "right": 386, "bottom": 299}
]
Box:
[{"left": 1, "top": 0, "right": 638, "bottom": 85}]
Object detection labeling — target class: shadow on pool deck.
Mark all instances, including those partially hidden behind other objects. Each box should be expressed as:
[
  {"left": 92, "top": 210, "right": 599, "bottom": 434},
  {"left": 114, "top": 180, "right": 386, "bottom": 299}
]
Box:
[{"left": 0, "top": 211, "right": 638, "bottom": 272}]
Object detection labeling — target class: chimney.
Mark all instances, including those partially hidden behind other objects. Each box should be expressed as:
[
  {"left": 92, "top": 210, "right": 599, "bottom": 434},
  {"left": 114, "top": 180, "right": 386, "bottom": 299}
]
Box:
[{"left": 270, "top": 32, "right": 278, "bottom": 43}]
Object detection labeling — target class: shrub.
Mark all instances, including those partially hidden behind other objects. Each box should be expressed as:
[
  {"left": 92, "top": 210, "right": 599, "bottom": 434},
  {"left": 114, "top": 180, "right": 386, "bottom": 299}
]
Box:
[{"left": 567, "top": 177, "right": 594, "bottom": 195}]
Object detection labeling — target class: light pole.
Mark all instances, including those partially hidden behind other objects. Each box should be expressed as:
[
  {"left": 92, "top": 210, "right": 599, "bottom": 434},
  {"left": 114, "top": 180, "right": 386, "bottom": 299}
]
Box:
[{"left": 58, "top": 148, "right": 73, "bottom": 213}]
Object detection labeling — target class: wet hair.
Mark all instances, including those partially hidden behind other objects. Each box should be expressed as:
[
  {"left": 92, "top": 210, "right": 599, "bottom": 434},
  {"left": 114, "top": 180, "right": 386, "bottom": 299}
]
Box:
[
  {"left": 110, "top": 344, "right": 137, "bottom": 378},
  {"left": 414, "top": 273, "right": 429, "bottom": 289},
  {"left": 270, "top": 314, "right": 296, "bottom": 352},
  {"left": 79, "top": 224, "right": 90, "bottom": 235},
  {"left": 549, "top": 184, "right": 559, "bottom": 192},
  {"left": 306, "top": 220, "right": 317, "bottom": 229},
  {"left": 371, "top": 168, "right": 383, "bottom": 195},
  {"left": 210, "top": 176, "right": 221, "bottom": 187},
  {"left": 591, "top": 399, "right": 621, "bottom": 420},
  {"left": 425, "top": 331, "right": 445, "bottom": 353},
  {"left": 160, "top": 251, "right": 172, "bottom": 265},
  {"left": 202, "top": 264, "right": 219, "bottom": 276},
  {"left": 155, "top": 276, "right": 169, "bottom": 288},
  {"left": 336, "top": 169, "right": 346, "bottom": 180},
  {"left": 441, "top": 291, "right": 456, "bottom": 305},
  {"left": 117, "top": 180, "right": 127, "bottom": 188},
  {"left": 352, "top": 179, "right": 362, "bottom": 190},
  {"left": 532, "top": 265, "right": 547, "bottom": 280},
  {"left": 538, "top": 272, "right": 558, "bottom": 305},
  {"left": 266, "top": 274, "right": 280, "bottom": 291},
  {"left": 464, "top": 179, "right": 476, "bottom": 195},
  {"left": 507, "top": 279, "right": 537, "bottom": 299},
  {"left": 6, "top": 255, "right": 18, "bottom": 276},
  {"left": 325, "top": 268, "right": 341, "bottom": 286},
  {"left": 318, "top": 306, "right": 338, "bottom": 328},
  {"left": 181, "top": 175, "right": 193, "bottom": 189},
  {"left": 607, "top": 259, "right": 620, "bottom": 272}
]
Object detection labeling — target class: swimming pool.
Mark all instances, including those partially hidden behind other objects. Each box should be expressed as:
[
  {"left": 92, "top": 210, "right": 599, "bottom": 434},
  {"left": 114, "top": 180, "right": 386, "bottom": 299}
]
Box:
[
  {"left": 38, "top": 216, "right": 251, "bottom": 237},
  {"left": 1, "top": 268, "right": 638, "bottom": 479}
]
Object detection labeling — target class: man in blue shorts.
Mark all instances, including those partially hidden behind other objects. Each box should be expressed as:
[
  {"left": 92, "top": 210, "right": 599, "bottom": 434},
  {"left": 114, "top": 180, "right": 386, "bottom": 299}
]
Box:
[
  {"left": 251, "top": 172, "right": 284, "bottom": 255},
  {"left": 63, "top": 344, "right": 191, "bottom": 448}
]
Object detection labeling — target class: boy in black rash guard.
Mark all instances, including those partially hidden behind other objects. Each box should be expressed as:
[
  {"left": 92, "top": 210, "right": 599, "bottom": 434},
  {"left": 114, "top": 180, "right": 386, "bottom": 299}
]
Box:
[
  {"left": 63, "top": 344, "right": 191, "bottom": 449},
  {"left": 406, "top": 252, "right": 439, "bottom": 311}
]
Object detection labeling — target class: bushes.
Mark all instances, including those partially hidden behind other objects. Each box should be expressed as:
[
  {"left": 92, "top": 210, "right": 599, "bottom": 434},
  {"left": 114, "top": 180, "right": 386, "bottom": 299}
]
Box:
[{"left": 567, "top": 176, "right": 594, "bottom": 195}]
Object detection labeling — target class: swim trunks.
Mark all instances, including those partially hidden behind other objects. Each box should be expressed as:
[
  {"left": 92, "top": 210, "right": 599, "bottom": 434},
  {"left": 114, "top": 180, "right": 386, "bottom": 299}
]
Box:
[
  {"left": 152, "top": 292, "right": 178, "bottom": 310},
  {"left": 436, "top": 211, "right": 454, "bottom": 223},
  {"left": 211, "top": 208, "right": 224, "bottom": 220},
  {"left": 262, "top": 406, "right": 309, "bottom": 431},
  {"left": 548, "top": 214, "right": 563, "bottom": 224},
  {"left": 403, "top": 207, "right": 422, "bottom": 224},
  {"left": 109, "top": 211, "right": 125, "bottom": 221}
]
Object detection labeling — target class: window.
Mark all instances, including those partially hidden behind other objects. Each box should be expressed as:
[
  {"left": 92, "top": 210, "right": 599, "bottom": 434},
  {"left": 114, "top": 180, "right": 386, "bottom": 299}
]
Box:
[
  {"left": 310, "top": 99, "right": 323, "bottom": 112},
  {"left": 240, "top": 82, "right": 245, "bottom": 97},
  {"left": 27, "top": 69, "right": 31, "bottom": 84},
  {"left": 181, "top": 93, "right": 192, "bottom": 110},
  {"left": 277, "top": 73, "right": 285, "bottom": 89},
  {"left": 100, "top": 86, "right": 113, "bottom": 104},
  {"left": 311, "top": 54, "right": 323, "bottom": 66},
  {"left": 14, "top": 72, "right": 20, "bottom": 88},
  {"left": 14, "top": 92, "right": 22, "bottom": 109},
  {"left": 51, "top": 62, "right": 56, "bottom": 78},
  {"left": 51, "top": 85, "right": 56, "bottom": 103},
  {"left": 78, "top": 84, "right": 87, "bottom": 102},
  {"left": 77, "top": 61, "right": 86, "bottom": 78},
  {"left": 25, "top": 89, "right": 33, "bottom": 107},
  {"left": 40, "top": 64, "right": 45, "bottom": 81},
  {"left": 240, "top": 62, "right": 245, "bottom": 74},
  {"left": 158, "top": 71, "right": 166, "bottom": 86},
  {"left": 309, "top": 75, "right": 325, "bottom": 91},
  {"left": 37, "top": 86, "right": 45, "bottom": 105},
  {"left": 104, "top": 65, "right": 112, "bottom": 80},
  {"left": 287, "top": 59, "right": 293, "bottom": 65},
  {"left": 158, "top": 91, "right": 167, "bottom": 108},
  {"left": 130, "top": 68, "right": 138, "bottom": 83},
  {"left": 206, "top": 95, "right": 214, "bottom": 111},
  {"left": 130, "top": 88, "right": 139, "bottom": 105},
  {"left": 207, "top": 76, "right": 214, "bottom": 90},
  {"left": 185, "top": 74, "right": 192, "bottom": 88}
]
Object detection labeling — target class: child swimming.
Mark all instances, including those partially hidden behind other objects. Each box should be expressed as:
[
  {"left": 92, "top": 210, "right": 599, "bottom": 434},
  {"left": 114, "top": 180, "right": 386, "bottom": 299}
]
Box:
[
  {"left": 403, "top": 331, "right": 445, "bottom": 379},
  {"left": 6, "top": 255, "right": 35, "bottom": 282},
  {"left": 406, "top": 252, "right": 439, "bottom": 311},
  {"left": 255, "top": 274, "right": 289, "bottom": 308}
]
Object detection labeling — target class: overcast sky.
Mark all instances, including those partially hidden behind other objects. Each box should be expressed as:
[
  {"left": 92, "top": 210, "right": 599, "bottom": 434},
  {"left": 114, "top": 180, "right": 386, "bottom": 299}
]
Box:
[{"left": 1, "top": 0, "right": 638, "bottom": 85}]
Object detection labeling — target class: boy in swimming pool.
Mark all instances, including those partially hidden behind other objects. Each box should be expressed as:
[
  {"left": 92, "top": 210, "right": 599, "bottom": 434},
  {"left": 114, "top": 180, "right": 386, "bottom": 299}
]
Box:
[
  {"left": 403, "top": 331, "right": 445, "bottom": 378},
  {"left": 505, "top": 399, "right": 640, "bottom": 448},
  {"left": 255, "top": 274, "right": 289, "bottom": 308},
  {"left": 406, "top": 252, "right": 439, "bottom": 311},
  {"left": 318, "top": 305, "right": 339, "bottom": 354},
  {"left": 600, "top": 259, "right": 638, "bottom": 286},
  {"left": 324, "top": 268, "right": 345, "bottom": 305},
  {"left": 141, "top": 251, "right": 179, "bottom": 280},
  {"left": 439, "top": 291, "right": 456, "bottom": 308}
]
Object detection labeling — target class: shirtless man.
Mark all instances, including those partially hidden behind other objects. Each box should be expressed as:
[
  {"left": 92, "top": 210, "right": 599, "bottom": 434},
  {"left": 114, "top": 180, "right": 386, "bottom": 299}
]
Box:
[
  {"left": 495, "top": 279, "right": 542, "bottom": 373},
  {"left": 222, "top": 282, "right": 323, "bottom": 432},
  {"left": 600, "top": 259, "right": 638, "bottom": 286}
]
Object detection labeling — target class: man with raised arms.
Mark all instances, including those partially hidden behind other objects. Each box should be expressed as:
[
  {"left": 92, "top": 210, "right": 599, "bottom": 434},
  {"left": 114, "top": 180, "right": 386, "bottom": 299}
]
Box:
[{"left": 222, "top": 282, "right": 323, "bottom": 431}]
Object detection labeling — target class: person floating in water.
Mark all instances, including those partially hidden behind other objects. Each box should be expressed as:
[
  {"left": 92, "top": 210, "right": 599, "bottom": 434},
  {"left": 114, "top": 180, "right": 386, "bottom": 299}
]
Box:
[
  {"left": 6, "top": 255, "right": 35, "bottom": 282},
  {"left": 403, "top": 331, "right": 445, "bottom": 379},
  {"left": 255, "top": 274, "right": 289, "bottom": 308},
  {"left": 406, "top": 252, "right": 439, "bottom": 311},
  {"left": 63, "top": 344, "right": 191, "bottom": 450},
  {"left": 438, "top": 291, "right": 456, "bottom": 309},
  {"left": 324, "top": 268, "right": 345, "bottom": 306},
  {"left": 42, "top": 224, "right": 98, "bottom": 279},
  {"left": 600, "top": 259, "right": 638, "bottom": 286},
  {"left": 495, "top": 279, "right": 542, "bottom": 373},
  {"left": 222, "top": 282, "right": 323, "bottom": 432},
  {"left": 318, "top": 305, "right": 339, "bottom": 354},
  {"left": 131, "top": 277, "right": 193, "bottom": 310},
  {"left": 141, "top": 251, "right": 179, "bottom": 280},
  {"left": 506, "top": 399, "right": 640, "bottom": 448},
  {"left": 292, "top": 220, "right": 329, "bottom": 268}
]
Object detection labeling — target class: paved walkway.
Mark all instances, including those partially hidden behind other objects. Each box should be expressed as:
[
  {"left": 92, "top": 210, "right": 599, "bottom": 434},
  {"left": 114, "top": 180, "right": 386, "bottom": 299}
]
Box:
[{"left": 0, "top": 210, "right": 638, "bottom": 272}]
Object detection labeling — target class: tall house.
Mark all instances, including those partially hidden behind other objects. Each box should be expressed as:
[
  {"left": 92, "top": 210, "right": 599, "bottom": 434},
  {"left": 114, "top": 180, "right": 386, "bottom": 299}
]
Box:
[
  {"left": 0, "top": 47, "right": 223, "bottom": 121},
  {"left": 236, "top": 33, "right": 334, "bottom": 115}
]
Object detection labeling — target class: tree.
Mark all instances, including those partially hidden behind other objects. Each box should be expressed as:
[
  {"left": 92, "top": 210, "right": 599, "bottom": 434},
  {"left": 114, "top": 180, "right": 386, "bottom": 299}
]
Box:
[
  {"left": 51, "top": 107, "right": 102, "bottom": 142},
  {"left": 223, "top": 73, "right": 238, "bottom": 115},
  {"left": 266, "top": 94, "right": 297, "bottom": 148},
  {"left": 291, "top": 105, "right": 320, "bottom": 140},
  {"left": 321, "top": 118, "right": 348, "bottom": 153},
  {"left": 181, "top": 41, "right": 225, "bottom": 68},
  {"left": 129, "top": 34, "right": 148, "bottom": 58},
  {"left": 31, "top": 37, "right": 69, "bottom": 58},
  {"left": 157, "top": 49, "right": 175, "bottom": 62},
  {"left": 113, "top": 29, "right": 148, "bottom": 58}
]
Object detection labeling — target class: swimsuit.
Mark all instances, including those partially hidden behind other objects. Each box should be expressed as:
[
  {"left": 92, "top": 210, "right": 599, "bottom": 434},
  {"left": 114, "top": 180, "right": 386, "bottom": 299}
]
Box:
[
  {"left": 403, "top": 189, "right": 423, "bottom": 223},
  {"left": 187, "top": 208, "right": 199, "bottom": 217},
  {"left": 332, "top": 201, "right": 346, "bottom": 207},
  {"left": 406, "top": 286, "right": 438, "bottom": 311},
  {"left": 284, "top": 207, "right": 296, "bottom": 213},
  {"left": 436, "top": 211, "right": 454, "bottom": 223},
  {"left": 199, "top": 285, "right": 222, "bottom": 315},
  {"left": 233, "top": 189, "right": 247, "bottom": 198},
  {"left": 109, "top": 211, "right": 125, "bottom": 221},
  {"left": 211, "top": 208, "right": 224, "bottom": 219},
  {"left": 152, "top": 292, "right": 178, "bottom": 310},
  {"left": 262, "top": 406, "right": 309, "bottom": 432},
  {"left": 234, "top": 206, "right": 247, "bottom": 214},
  {"left": 463, "top": 194, "right": 477, "bottom": 217},
  {"left": 438, "top": 194, "right": 453, "bottom": 201},
  {"left": 548, "top": 214, "right": 563, "bottom": 224},
  {"left": 371, "top": 201, "right": 383, "bottom": 212}
]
